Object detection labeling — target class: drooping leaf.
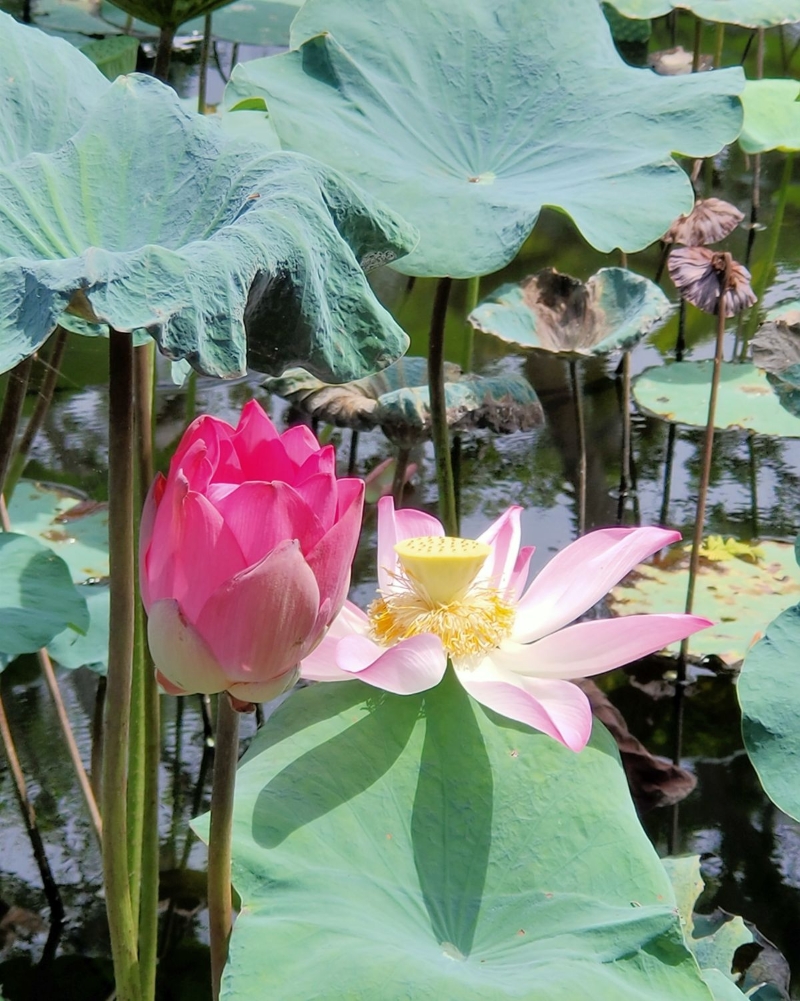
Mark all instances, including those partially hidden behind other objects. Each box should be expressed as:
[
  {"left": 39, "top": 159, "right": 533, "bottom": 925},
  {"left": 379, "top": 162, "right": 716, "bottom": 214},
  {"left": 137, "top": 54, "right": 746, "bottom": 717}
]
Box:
[
  {"left": 663, "top": 199, "right": 744, "bottom": 247},
  {"left": 602, "top": 0, "right": 800, "bottom": 27},
  {"left": 739, "top": 80, "right": 800, "bottom": 154},
  {"left": 468, "top": 268, "right": 671, "bottom": 356},
  {"left": 668, "top": 249, "right": 755, "bottom": 316},
  {"left": 0, "top": 73, "right": 415, "bottom": 380},
  {"left": 0, "top": 11, "right": 109, "bottom": 167},
  {"left": 662, "top": 855, "right": 752, "bottom": 992},
  {"left": 609, "top": 539, "right": 800, "bottom": 666},
  {"left": 738, "top": 602, "right": 800, "bottom": 822},
  {"left": 79, "top": 34, "right": 140, "bottom": 79},
  {"left": 633, "top": 362, "right": 800, "bottom": 437},
  {"left": 226, "top": 0, "right": 743, "bottom": 277},
  {"left": 195, "top": 671, "right": 715, "bottom": 1000},
  {"left": 0, "top": 533, "right": 89, "bottom": 660}
]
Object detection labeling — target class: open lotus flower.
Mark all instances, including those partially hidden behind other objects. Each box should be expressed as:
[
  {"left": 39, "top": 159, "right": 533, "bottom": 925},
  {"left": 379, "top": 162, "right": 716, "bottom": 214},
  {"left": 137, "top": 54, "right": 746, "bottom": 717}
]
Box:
[
  {"left": 301, "top": 498, "right": 711, "bottom": 751},
  {"left": 140, "top": 400, "right": 364, "bottom": 704}
]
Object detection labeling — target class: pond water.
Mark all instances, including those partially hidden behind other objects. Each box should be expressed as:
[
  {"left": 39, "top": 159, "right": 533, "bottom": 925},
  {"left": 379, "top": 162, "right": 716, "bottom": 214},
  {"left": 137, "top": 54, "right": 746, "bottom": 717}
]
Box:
[{"left": 0, "top": 10, "right": 799, "bottom": 1001}]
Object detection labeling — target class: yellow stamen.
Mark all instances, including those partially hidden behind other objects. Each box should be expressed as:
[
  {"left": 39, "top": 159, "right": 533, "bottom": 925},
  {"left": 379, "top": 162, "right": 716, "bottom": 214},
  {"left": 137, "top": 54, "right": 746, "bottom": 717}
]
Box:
[
  {"left": 394, "top": 536, "right": 492, "bottom": 605},
  {"left": 370, "top": 535, "right": 515, "bottom": 659}
]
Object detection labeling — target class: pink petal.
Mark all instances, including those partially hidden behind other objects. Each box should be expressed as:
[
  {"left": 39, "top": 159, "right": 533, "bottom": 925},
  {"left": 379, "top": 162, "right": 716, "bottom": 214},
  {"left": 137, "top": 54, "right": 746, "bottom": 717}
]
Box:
[
  {"left": 173, "top": 415, "right": 241, "bottom": 484},
  {"left": 279, "top": 424, "right": 324, "bottom": 467},
  {"left": 147, "top": 598, "right": 229, "bottom": 695},
  {"left": 335, "top": 633, "right": 447, "bottom": 695},
  {"left": 513, "top": 527, "right": 681, "bottom": 644},
  {"left": 196, "top": 539, "right": 321, "bottom": 684},
  {"left": 139, "top": 473, "right": 166, "bottom": 612},
  {"left": 457, "top": 665, "right": 592, "bottom": 752},
  {"left": 293, "top": 470, "right": 338, "bottom": 530},
  {"left": 295, "top": 443, "right": 336, "bottom": 481},
  {"left": 299, "top": 601, "right": 372, "bottom": 681},
  {"left": 508, "top": 545, "right": 535, "bottom": 602},
  {"left": 506, "top": 614, "right": 712, "bottom": 680},
  {"left": 476, "top": 506, "right": 522, "bottom": 592},
  {"left": 376, "top": 496, "right": 444, "bottom": 592},
  {"left": 304, "top": 478, "right": 365, "bottom": 617},
  {"left": 211, "top": 480, "right": 326, "bottom": 567},
  {"left": 227, "top": 667, "right": 299, "bottom": 704}
]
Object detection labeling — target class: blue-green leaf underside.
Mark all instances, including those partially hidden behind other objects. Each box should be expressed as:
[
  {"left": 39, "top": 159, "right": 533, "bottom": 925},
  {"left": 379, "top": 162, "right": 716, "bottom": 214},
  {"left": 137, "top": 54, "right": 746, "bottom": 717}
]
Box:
[
  {"left": 602, "top": 0, "right": 800, "bottom": 28},
  {"left": 739, "top": 80, "right": 800, "bottom": 154},
  {"left": 195, "top": 672, "right": 715, "bottom": 1000},
  {"left": 0, "top": 73, "right": 415, "bottom": 380},
  {"left": 226, "top": 0, "right": 744, "bottom": 277}
]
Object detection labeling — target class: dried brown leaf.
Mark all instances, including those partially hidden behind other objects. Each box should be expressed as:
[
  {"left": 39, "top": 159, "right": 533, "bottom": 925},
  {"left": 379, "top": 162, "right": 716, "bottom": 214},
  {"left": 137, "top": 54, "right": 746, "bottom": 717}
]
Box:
[
  {"left": 668, "top": 247, "right": 756, "bottom": 316},
  {"left": 663, "top": 197, "right": 744, "bottom": 246}
]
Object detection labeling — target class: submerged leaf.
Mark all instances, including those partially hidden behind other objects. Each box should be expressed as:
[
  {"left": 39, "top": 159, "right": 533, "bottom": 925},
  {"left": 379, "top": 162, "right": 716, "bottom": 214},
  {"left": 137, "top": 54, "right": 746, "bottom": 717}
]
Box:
[
  {"left": 469, "top": 267, "right": 671, "bottom": 356},
  {"left": 740, "top": 80, "right": 800, "bottom": 154},
  {"left": 226, "top": 0, "right": 744, "bottom": 277},
  {"left": 668, "top": 248, "right": 756, "bottom": 316},
  {"left": 663, "top": 198, "right": 744, "bottom": 247},
  {"left": 0, "top": 74, "right": 415, "bottom": 380}
]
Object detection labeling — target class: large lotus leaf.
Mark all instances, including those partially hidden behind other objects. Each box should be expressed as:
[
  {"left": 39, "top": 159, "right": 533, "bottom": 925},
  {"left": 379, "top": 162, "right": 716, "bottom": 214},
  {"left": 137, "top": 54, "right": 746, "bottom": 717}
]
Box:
[
  {"left": 739, "top": 81, "right": 800, "bottom": 155},
  {"left": 101, "top": 0, "right": 233, "bottom": 30},
  {"left": 609, "top": 540, "right": 800, "bottom": 666},
  {"left": 738, "top": 602, "right": 800, "bottom": 823},
  {"left": 0, "top": 74, "right": 415, "bottom": 380},
  {"left": 194, "top": 671, "right": 714, "bottom": 1000},
  {"left": 469, "top": 268, "right": 671, "bottom": 356},
  {"left": 633, "top": 362, "right": 800, "bottom": 437},
  {"left": 662, "top": 856, "right": 752, "bottom": 991},
  {"left": 0, "top": 11, "right": 109, "bottom": 167},
  {"left": 7, "top": 482, "right": 108, "bottom": 582},
  {"left": 226, "top": 0, "right": 744, "bottom": 278},
  {"left": 0, "top": 533, "right": 89, "bottom": 661},
  {"left": 602, "top": 0, "right": 800, "bottom": 27},
  {"left": 47, "top": 582, "right": 109, "bottom": 673},
  {"left": 80, "top": 35, "right": 140, "bottom": 79}
]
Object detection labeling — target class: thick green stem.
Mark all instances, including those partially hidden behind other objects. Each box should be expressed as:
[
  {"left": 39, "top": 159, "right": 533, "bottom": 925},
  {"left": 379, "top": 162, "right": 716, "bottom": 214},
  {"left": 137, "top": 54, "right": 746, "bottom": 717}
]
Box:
[
  {"left": 197, "top": 15, "right": 213, "bottom": 113},
  {"left": 5, "top": 327, "right": 68, "bottom": 500},
  {"left": 428, "top": 277, "right": 457, "bottom": 536},
  {"left": 153, "top": 25, "right": 176, "bottom": 83},
  {"left": 127, "top": 617, "right": 145, "bottom": 926},
  {"left": 459, "top": 276, "right": 480, "bottom": 372},
  {"left": 714, "top": 22, "right": 725, "bottom": 67},
  {"left": 0, "top": 356, "right": 33, "bottom": 494},
  {"left": 691, "top": 17, "right": 703, "bottom": 73},
  {"left": 208, "top": 696, "right": 241, "bottom": 1001},
  {"left": 102, "top": 329, "right": 140, "bottom": 1000}
]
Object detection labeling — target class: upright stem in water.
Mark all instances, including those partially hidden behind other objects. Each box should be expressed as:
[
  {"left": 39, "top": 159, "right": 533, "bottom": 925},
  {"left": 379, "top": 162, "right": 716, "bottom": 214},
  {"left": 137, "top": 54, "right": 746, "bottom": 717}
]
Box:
[
  {"left": 103, "top": 329, "right": 140, "bottom": 1001},
  {"left": 208, "top": 696, "right": 241, "bottom": 1001},
  {"left": 153, "top": 25, "right": 176, "bottom": 82},
  {"left": 428, "top": 277, "right": 458, "bottom": 536},
  {"left": 197, "top": 15, "right": 213, "bottom": 113},
  {"left": 0, "top": 356, "right": 33, "bottom": 494},
  {"left": 569, "top": 360, "right": 586, "bottom": 536},
  {"left": 616, "top": 352, "right": 633, "bottom": 524},
  {"left": 459, "top": 275, "right": 480, "bottom": 373}
]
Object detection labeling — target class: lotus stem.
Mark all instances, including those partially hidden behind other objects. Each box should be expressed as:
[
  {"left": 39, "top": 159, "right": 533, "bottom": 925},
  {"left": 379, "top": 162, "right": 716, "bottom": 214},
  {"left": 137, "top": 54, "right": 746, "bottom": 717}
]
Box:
[
  {"left": 198, "top": 15, "right": 213, "bottom": 114},
  {"left": 5, "top": 326, "right": 69, "bottom": 500},
  {"left": 91, "top": 675, "right": 107, "bottom": 803},
  {"left": 748, "top": 435, "right": 759, "bottom": 538},
  {"left": 675, "top": 298, "right": 687, "bottom": 361},
  {"left": 134, "top": 341, "right": 160, "bottom": 1001},
  {"left": 653, "top": 242, "right": 669, "bottom": 285},
  {"left": 103, "top": 328, "right": 140, "bottom": 1001},
  {"left": 0, "top": 687, "right": 65, "bottom": 922},
  {"left": 679, "top": 273, "right": 729, "bottom": 678},
  {"left": 185, "top": 370, "right": 198, "bottom": 425},
  {"left": 154, "top": 24, "right": 176, "bottom": 82},
  {"left": 460, "top": 275, "right": 480, "bottom": 372},
  {"left": 347, "top": 429, "right": 359, "bottom": 476},
  {"left": 208, "top": 695, "right": 241, "bottom": 1001},
  {"left": 568, "top": 360, "right": 586, "bottom": 537},
  {"left": 0, "top": 356, "right": 33, "bottom": 496},
  {"left": 714, "top": 22, "right": 725, "bottom": 68},
  {"left": 392, "top": 447, "right": 412, "bottom": 506},
  {"left": 691, "top": 17, "right": 703, "bottom": 73},
  {"left": 659, "top": 424, "right": 678, "bottom": 526},
  {"left": 616, "top": 352, "right": 633, "bottom": 524},
  {"left": 428, "top": 277, "right": 458, "bottom": 536}
]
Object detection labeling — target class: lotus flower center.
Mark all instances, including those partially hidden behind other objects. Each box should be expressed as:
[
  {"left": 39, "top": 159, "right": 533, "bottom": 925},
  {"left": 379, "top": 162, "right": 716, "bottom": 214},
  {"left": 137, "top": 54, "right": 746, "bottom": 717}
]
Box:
[{"left": 368, "top": 535, "right": 515, "bottom": 659}]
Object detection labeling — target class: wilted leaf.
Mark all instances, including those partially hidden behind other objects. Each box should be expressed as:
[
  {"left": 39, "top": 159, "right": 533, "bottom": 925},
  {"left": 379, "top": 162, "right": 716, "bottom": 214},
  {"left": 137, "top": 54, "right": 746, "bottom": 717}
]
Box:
[
  {"left": 603, "top": 0, "right": 800, "bottom": 28},
  {"left": 0, "top": 74, "right": 415, "bottom": 381},
  {"left": 751, "top": 315, "right": 800, "bottom": 375},
  {"left": 0, "top": 11, "right": 109, "bottom": 167},
  {"left": 668, "top": 248, "right": 756, "bottom": 316},
  {"left": 648, "top": 47, "right": 713, "bottom": 75},
  {"left": 226, "top": 0, "right": 744, "bottom": 277},
  {"left": 469, "top": 267, "right": 671, "bottom": 356},
  {"left": 633, "top": 361, "right": 800, "bottom": 437},
  {"left": 740, "top": 80, "right": 800, "bottom": 154},
  {"left": 663, "top": 199, "right": 744, "bottom": 247},
  {"left": 609, "top": 539, "right": 800, "bottom": 666}
]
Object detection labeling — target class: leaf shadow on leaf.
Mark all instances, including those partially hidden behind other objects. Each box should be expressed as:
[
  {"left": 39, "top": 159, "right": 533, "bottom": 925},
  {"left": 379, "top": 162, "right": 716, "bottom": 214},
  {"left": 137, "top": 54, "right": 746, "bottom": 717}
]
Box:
[
  {"left": 251, "top": 686, "right": 422, "bottom": 848},
  {"left": 411, "top": 669, "right": 492, "bottom": 959}
]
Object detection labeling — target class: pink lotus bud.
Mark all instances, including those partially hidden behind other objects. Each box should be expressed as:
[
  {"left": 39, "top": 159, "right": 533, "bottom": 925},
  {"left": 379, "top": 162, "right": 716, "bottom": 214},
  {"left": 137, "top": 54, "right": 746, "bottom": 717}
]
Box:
[{"left": 140, "top": 400, "right": 364, "bottom": 701}]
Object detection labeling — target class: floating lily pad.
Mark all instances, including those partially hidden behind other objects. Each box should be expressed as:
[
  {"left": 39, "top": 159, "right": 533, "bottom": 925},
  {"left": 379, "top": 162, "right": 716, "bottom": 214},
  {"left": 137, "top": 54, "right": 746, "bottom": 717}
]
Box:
[
  {"left": 663, "top": 199, "right": 744, "bottom": 247},
  {"left": 739, "top": 602, "right": 800, "bottom": 822},
  {"left": 227, "top": 0, "right": 743, "bottom": 277},
  {"left": 0, "top": 72, "right": 414, "bottom": 380},
  {"left": 195, "top": 671, "right": 716, "bottom": 1000},
  {"left": 662, "top": 856, "right": 752, "bottom": 997},
  {"left": 633, "top": 362, "right": 800, "bottom": 437},
  {"left": 740, "top": 80, "right": 800, "bottom": 155},
  {"left": 0, "top": 533, "right": 89, "bottom": 662},
  {"left": 265, "top": 359, "right": 544, "bottom": 447},
  {"left": 609, "top": 539, "right": 800, "bottom": 666},
  {"left": 0, "top": 11, "right": 109, "bottom": 167},
  {"left": 468, "top": 268, "right": 671, "bottom": 356},
  {"left": 603, "top": 0, "right": 800, "bottom": 27},
  {"left": 6, "top": 482, "right": 109, "bottom": 582}
]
